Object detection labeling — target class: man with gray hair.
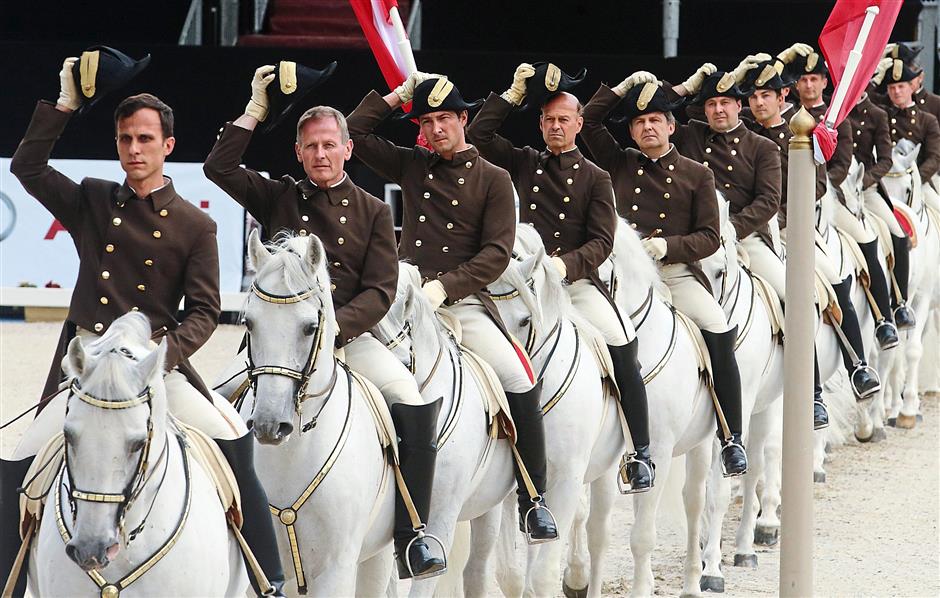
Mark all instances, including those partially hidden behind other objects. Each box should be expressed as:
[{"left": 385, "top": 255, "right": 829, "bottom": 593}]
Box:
[{"left": 204, "top": 66, "right": 446, "bottom": 579}]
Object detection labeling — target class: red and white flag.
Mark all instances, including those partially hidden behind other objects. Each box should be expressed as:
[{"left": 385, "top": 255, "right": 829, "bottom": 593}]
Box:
[
  {"left": 350, "top": 0, "right": 413, "bottom": 92},
  {"left": 813, "top": 0, "right": 903, "bottom": 161}
]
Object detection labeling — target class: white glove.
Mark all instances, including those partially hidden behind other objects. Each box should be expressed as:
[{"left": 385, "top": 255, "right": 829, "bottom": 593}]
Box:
[
  {"left": 245, "top": 65, "right": 276, "bottom": 122},
  {"left": 394, "top": 71, "right": 441, "bottom": 104},
  {"left": 642, "top": 238, "right": 667, "bottom": 261},
  {"left": 422, "top": 280, "right": 447, "bottom": 310},
  {"left": 613, "top": 70, "right": 657, "bottom": 97},
  {"left": 681, "top": 63, "right": 717, "bottom": 95},
  {"left": 872, "top": 57, "right": 894, "bottom": 85},
  {"left": 501, "top": 63, "right": 536, "bottom": 106},
  {"left": 731, "top": 53, "right": 772, "bottom": 84},
  {"left": 776, "top": 42, "right": 814, "bottom": 65},
  {"left": 57, "top": 57, "right": 80, "bottom": 111},
  {"left": 883, "top": 43, "right": 898, "bottom": 58},
  {"left": 551, "top": 256, "right": 567, "bottom": 280}
]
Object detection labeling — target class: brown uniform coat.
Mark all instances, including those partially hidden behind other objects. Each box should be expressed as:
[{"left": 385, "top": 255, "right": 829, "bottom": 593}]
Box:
[
  {"left": 346, "top": 90, "right": 516, "bottom": 304},
  {"left": 581, "top": 85, "right": 720, "bottom": 289},
  {"left": 11, "top": 101, "right": 220, "bottom": 404},
  {"left": 848, "top": 96, "right": 893, "bottom": 189},
  {"left": 913, "top": 86, "right": 940, "bottom": 125},
  {"left": 807, "top": 102, "right": 854, "bottom": 187},
  {"left": 884, "top": 103, "right": 940, "bottom": 181},
  {"left": 203, "top": 123, "right": 398, "bottom": 346},
  {"left": 466, "top": 92, "right": 616, "bottom": 283}
]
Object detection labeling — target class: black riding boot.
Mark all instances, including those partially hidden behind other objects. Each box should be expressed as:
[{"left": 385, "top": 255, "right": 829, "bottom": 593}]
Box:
[
  {"left": 505, "top": 381, "right": 558, "bottom": 543},
  {"left": 832, "top": 276, "right": 882, "bottom": 400},
  {"left": 890, "top": 234, "right": 916, "bottom": 329},
  {"left": 608, "top": 340, "right": 654, "bottom": 493},
  {"left": 390, "top": 399, "right": 447, "bottom": 580},
  {"left": 813, "top": 357, "right": 829, "bottom": 430},
  {"left": 701, "top": 327, "right": 748, "bottom": 477},
  {"left": 857, "top": 240, "right": 899, "bottom": 349},
  {"left": 215, "top": 436, "right": 286, "bottom": 597},
  {"left": 1, "top": 457, "right": 34, "bottom": 598}
]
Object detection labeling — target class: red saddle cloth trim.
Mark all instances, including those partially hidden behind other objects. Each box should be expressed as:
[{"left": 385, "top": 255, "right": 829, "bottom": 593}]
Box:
[{"left": 893, "top": 207, "right": 917, "bottom": 247}]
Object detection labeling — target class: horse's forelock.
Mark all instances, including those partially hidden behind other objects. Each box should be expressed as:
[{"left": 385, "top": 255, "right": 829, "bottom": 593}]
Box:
[
  {"left": 612, "top": 218, "right": 662, "bottom": 293},
  {"left": 255, "top": 233, "right": 329, "bottom": 300}
]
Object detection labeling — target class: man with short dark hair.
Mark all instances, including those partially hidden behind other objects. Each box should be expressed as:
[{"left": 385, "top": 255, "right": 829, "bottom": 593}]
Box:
[
  {"left": 204, "top": 65, "right": 447, "bottom": 580},
  {"left": 3, "top": 57, "right": 285, "bottom": 597},
  {"left": 467, "top": 62, "right": 655, "bottom": 493}
]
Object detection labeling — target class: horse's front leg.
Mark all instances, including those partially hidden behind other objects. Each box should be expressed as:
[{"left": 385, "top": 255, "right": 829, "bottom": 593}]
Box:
[
  {"left": 463, "top": 508, "right": 503, "bottom": 598},
  {"left": 527, "top": 477, "right": 581, "bottom": 598},
  {"left": 680, "top": 441, "right": 713, "bottom": 598},
  {"left": 584, "top": 472, "right": 617, "bottom": 598},
  {"left": 699, "top": 444, "right": 731, "bottom": 594},
  {"left": 630, "top": 455, "right": 672, "bottom": 597}
]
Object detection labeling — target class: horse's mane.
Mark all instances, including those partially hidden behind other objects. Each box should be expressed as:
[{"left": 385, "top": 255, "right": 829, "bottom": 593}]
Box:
[
  {"left": 612, "top": 218, "right": 668, "bottom": 297},
  {"left": 375, "top": 262, "right": 445, "bottom": 346},
  {"left": 78, "top": 312, "right": 155, "bottom": 401},
  {"left": 255, "top": 231, "right": 329, "bottom": 298},
  {"left": 510, "top": 224, "right": 573, "bottom": 328}
]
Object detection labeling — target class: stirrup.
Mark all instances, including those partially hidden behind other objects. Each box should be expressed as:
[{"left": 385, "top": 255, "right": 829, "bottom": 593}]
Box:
[
  {"left": 851, "top": 363, "right": 881, "bottom": 401},
  {"left": 719, "top": 441, "right": 748, "bottom": 478},
  {"left": 402, "top": 524, "right": 448, "bottom": 580},
  {"left": 617, "top": 454, "right": 654, "bottom": 495},
  {"left": 523, "top": 496, "right": 557, "bottom": 545}
]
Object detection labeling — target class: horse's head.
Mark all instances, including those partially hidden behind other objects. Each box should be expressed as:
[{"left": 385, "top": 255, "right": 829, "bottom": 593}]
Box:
[
  {"left": 699, "top": 192, "right": 736, "bottom": 301},
  {"left": 242, "top": 229, "right": 335, "bottom": 445},
  {"left": 882, "top": 139, "right": 923, "bottom": 208},
  {"left": 839, "top": 159, "right": 866, "bottom": 216},
  {"left": 373, "top": 262, "right": 441, "bottom": 374},
  {"left": 61, "top": 312, "right": 168, "bottom": 571}
]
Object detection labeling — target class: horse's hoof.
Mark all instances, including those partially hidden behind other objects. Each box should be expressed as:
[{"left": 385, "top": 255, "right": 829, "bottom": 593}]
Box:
[
  {"left": 733, "top": 553, "right": 758, "bottom": 568},
  {"left": 700, "top": 574, "right": 725, "bottom": 593},
  {"left": 824, "top": 441, "right": 833, "bottom": 453},
  {"left": 896, "top": 413, "right": 917, "bottom": 429},
  {"left": 916, "top": 413, "right": 924, "bottom": 423},
  {"left": 754, "top": 524, "right": 779, "bottom": 546},
  {"left": 855, "top": 429, "right": 874, "bottom": 443},
  {"left": 886, "top": 417, "right": 897, "bottom": 427},
  {"left": 870, "top": 427, "right": 888, "bottom": 442},
  {"left": 814, "top": 470, "right": 827, "bottom": 483},
  {"left": 562, "top": 581, "right": 588, "bottom": 598}
]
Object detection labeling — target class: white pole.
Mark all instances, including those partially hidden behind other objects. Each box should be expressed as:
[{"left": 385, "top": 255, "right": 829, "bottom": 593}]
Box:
[
  {"left": 826, "top": 6, "right": 880, "bottom": 127},
  {"left": 389, "top": 6, "right": 418, "bottom": 75}
]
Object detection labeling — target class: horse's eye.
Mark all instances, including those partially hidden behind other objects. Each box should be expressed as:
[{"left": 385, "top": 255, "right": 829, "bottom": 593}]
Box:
[
  {"left": 119, "top": 347, "right": 134, "bottom": 358},
  {"left": 303, "top": 322, "right": 317, "bottom": 336},
  {"left": 520, "top": 317, "right": 531, "bottom": 328}
]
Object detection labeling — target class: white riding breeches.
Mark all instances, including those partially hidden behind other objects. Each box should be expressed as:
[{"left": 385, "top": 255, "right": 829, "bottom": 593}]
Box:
[
  {"left": 566, "top": 279, "right": 633, "bottom": 346},
  {"left": 342, "top": 332, "right": 423, "bottom": 406},
  {"left": 660, "top": 263, "right": 732, "bottom": 334},
  {"left": 832, "top": 198, "right": 876, "bottom": 243},
  {"left": 779, "top": 227, "right": 844, "bottom": 284},
  {"left": 447, "top": 297, "right": 535, "bottom": 394},
  {"left": 864, "top": 186, "right": 905, "bottom": 237},
  {"left": 739, "top": 234, "right": 786, "bottom": 300}
]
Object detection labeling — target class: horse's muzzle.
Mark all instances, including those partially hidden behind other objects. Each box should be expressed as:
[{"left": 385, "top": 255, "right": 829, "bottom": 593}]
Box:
[
  {"left": 66, "top": 538, "right": 119, "bottom": 571},
  {"left": 250, "top": 419, "right": 293, "bottom": 445}
]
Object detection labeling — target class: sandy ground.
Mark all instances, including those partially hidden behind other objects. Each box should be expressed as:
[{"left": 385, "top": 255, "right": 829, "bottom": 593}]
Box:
[{"left": 2, "top": 321, "right": 938, "bottom": 597}]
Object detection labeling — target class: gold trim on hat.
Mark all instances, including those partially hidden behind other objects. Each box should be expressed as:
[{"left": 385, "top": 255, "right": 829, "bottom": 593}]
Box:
[
  {"left": 890, "top": 46, "right": 900, "bottom": 59},
  {"left": 80, "top": 50, "right": 100, "bottom": 98},
  {"left": 756, "top": 64, "right": 777, "bottom": 87},
  {"left": 806, "top": 52, "right": 818, "bottom": 72},
  {"left": 892, "top": 59, "right": 903, "bottom": 82},
  {"left": 279, "top": 61, "right": 297, "bottom": 94},
  {"left": 637, "top": 81, "right": 657, "bottom": 110},
  {"left": 427, "top": 77, "right": 453, "bottom": 108},
  {"left": 545, "top": 64, "right": 561, "bottom": 92},
  {"left": 716, "top": 72, "right": 736, "bottom": 93},
  {"left": 773, "top": 59, "right": 785, "bottom": 76}
]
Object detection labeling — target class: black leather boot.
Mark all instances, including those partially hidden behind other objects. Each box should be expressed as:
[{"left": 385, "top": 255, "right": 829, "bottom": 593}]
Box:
[
  {"left": 858, "top": 240, "right": 899, "bottom": 349},
  {"left": 832, "top": 276, "right": 882, "bottom": 400},
  {"left": 390, "top": 399, "right": 447, "bottom": 580},
  {"left": 813, "top": 357, "right": 829, "bottom": 430},
  {"left": 890, "top": 234, "right": 915, "bottom": 329},
  {"left": 701, "top": 327, "right": 748, "bottom": 477},
  {"left": 505, "top": 381, "right": 558, "bottom": 543},
  {"left": 608, "top": 341, "right": 654, "bottom": 493},
  {"left": 1, "top": 457, "right": 34, "bottom": 598},
  {"left": 215, "top": 435, "right": 286, "bottom": 597}
]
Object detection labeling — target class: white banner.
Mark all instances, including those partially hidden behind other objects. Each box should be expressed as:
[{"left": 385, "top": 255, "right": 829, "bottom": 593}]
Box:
[{"left": 0, "top": 159, "right": 245, "bottom": 293}]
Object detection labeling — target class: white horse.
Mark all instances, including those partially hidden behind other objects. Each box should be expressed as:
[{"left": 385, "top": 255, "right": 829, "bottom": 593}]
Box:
[
  {"left": 878, "top": 141, "right": 940, "bottom": 428},
  {"left": 225, "top": 231, "right": 395, "bottom": 596},
  {"left": 30, "top": 312, "right": 248, "bottom": 597},
  {"left": 696, "top": 200, "right": 784, "bottom": 591},
  {"left": 370, "top": 262, "right": 517, "bottom": 598},
  {"left": 589, "top": 220, "right": 721, "bottom": 597},
  {"left": 817, "top": 168, "right": 897, "bottom": 442},
  {"left": 485, "top": 225, "right": 625, "bottom": 598}
]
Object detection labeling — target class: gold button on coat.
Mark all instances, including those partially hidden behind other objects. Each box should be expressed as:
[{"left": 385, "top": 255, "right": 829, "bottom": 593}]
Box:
[
  {"left": 302, "top": 215, "right": 309, "bottom": 221},
  {"left": 573, "top": 163, "right": 579, "bottom": 169},
  {"left": 105, "top": 244, "right": 115, "bottom": 253},
  {"left": 101, "top": 271, "right": 110, "bottom": 279},
  {"left": 153, "top": 230, "right": 161, "bottom": 238},
  {"left": 341, "top": 198, "right": 349, "bottom": 206},
  {"left": 137, "top": 284, "right": 145, "bottom": 291},
  {"left": 145, "top": 259, "right": 153, "bottom": 266},
  {"left": 100, "top": 296, "right": 108, "bottom": 304},
  {"left": 446, "top": 223, "right": 453, "bottom": 229},
  {"left": 533, "top": 185, "right": 540, "bottom": 192},
  {"left": 94, "top": 323, "right": 104, "bottom": 332},
  {"left": 112, "top": 217, "right": 122, "bottom": 226},
  {"left": 159, "top": 209, "right": 168, "bottom": 217},
  {"left": 419, "top": 215, "right": 426, "bottom": 222},
  {"left": 458, "top": 177, "right": 465, "bottom": 184},
  {"left": 415, "top": 240, "right": 422, "bottom": 247},
  {"left": 339, "top": 216, "right": 347, "bottom": 224},
  {"left": 337, "top": 237, "right": 345, "bottom": 244},
  {"left": 566, "top": 178, "right": 573, "bottom": 184}
]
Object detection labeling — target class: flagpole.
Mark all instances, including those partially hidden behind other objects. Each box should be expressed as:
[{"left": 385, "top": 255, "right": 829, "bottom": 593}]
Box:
[
  {"left": 826, "top": 6, "right": 880, "bottom": 127},
  {"left": 389, "top": 6, "right": 418, "bottom": 75}
]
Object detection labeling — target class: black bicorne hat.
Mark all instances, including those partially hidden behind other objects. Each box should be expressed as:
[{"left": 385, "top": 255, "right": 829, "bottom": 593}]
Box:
[
  {"left": 399, "top": 77, "right": 483, "bottom": 120},
  {"left": 786, "top": 50, "right": 828, "bottom": 78},
  {"left": 261, "top": 60, "right": 338, "bottom": 133},
  {"left": 691, "top": 71, "right": 751, "bottom": 105},
  {"left": 518, "top": 62, "right": 588, "bottom": 111},
  {"left": 741, "top": 59, "right": 796, "bottom": 93},
  {"left": 71, "top": 46, "right": 151, "bottom": 115},
  {"left": 888, "top": 42, "right": 922, "bottom": 66},
  {"left": 881, "top": 58, "right": 921, "bottom": 88},
  {"left": 616, "top": 81, "right": 686, "bottom": 123}
]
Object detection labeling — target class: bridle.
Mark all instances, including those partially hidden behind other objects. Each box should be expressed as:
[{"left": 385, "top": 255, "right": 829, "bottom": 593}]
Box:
[
  {"left": 382, "top": 320, "right": 416, "bottom": 375},
  {"left": 488, "top": 276, "right": 540, "bottom": 353}
]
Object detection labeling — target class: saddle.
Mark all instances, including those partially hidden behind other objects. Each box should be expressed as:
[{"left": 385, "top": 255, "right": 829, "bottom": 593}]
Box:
[
  {"left": 749, "top": 271, "right": 785, "bottom": 339},
  {"left": 349, "top": 369, "right": 398, "bottom": 461},
  {"left": 459, "top": 346, "right": 517, "bottom": 441},
  {"left": 814, "top": 269, "right": 842, "bottom": 325}
]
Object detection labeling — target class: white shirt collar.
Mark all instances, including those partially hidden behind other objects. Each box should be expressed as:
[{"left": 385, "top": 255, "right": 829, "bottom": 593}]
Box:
[
  {"left": 642, "top": 144, "right": 675, "bottom": 162},
  {"left": 308, "top": 172, "right": 348, "bottom": 188}
]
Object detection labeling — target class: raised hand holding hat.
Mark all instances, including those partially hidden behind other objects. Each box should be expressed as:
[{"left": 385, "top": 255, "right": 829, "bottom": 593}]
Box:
[
  {"left": 245, "top": 65, "right": 276, "bottom": 122},
  {"left": 502, "top": 63, "right": 536, "bottom": 106},
  {"left": 731, "top": 53, "right": 771, "bottom": 84},
  {"left": 871, "top": 57, "right": 894, "bottom": 85},
  {"left": 57, "top": 57, "right": 81, "bottom": 111},
  {"left": 394, "top": 71, "right": 441, "bottom": 104},
  {"left": 776, "top": 42, "right": 814, "bottom": 64},
  {"left": 642, "top": 238, "right": 667, "bottom": 261},
  {"left": 680, "top": 63, "right": 717, "bottom": 95},
  {"left": 613, "top": 70, "right": 657, "bottom": 97}
]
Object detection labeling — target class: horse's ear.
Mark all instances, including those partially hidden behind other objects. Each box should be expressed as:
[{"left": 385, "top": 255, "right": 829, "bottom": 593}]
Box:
[
  {"left": 856, "top": 162, "right": 866, "bottom": 187},
  {"left": 63, "top": 336, "right": 87, "bottom": 379},
  {"left": 910, "top": 143, "right": 922, "bottom": 165},
  {"left": 247, "top": 229, "right": 270, "bottom": 271},
  {"left": 521, "top": 248, "right": 544, "bottom": 280},
  {"left": 401, "top": 283, "right": 417, "bottom": 317},
  {"left": 305, "top": 235, "right": 325, "bottom": 274},
  {"left": 138, "top": 339, "right": 168, "bottom": 382}
]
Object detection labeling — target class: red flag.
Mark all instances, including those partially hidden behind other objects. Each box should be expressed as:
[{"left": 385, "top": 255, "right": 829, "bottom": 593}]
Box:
[{"left": 814, "top": 0, "right": 902, "bottom": 160}]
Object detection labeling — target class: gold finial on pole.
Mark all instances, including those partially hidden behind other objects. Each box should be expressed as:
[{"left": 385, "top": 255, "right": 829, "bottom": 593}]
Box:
[{"left": 789, "top": 107, "right": 816, "bottom": 147}]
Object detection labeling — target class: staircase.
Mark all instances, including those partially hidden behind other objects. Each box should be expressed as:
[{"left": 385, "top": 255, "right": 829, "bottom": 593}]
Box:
[{"left": 239, "top": 0, "right": 410, "bottom": 49}]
